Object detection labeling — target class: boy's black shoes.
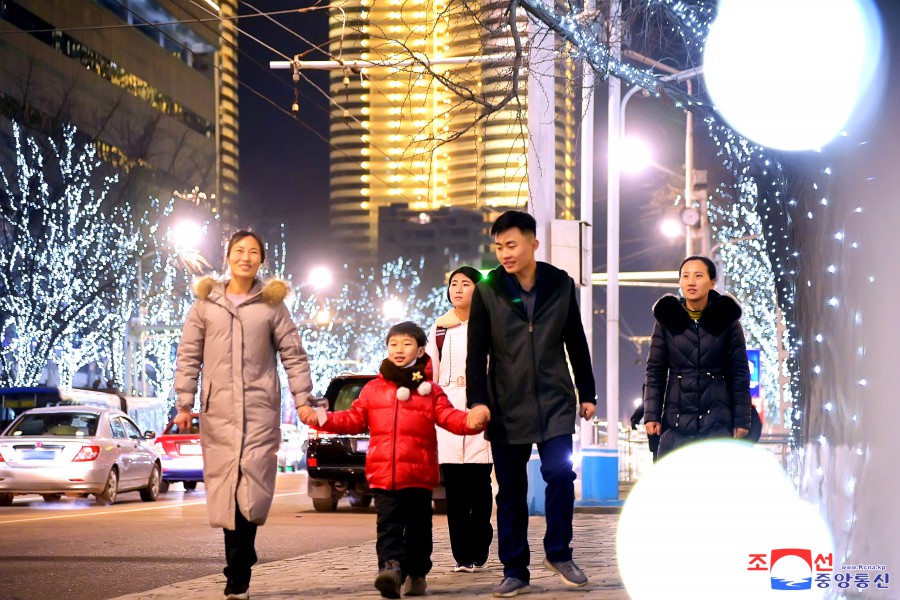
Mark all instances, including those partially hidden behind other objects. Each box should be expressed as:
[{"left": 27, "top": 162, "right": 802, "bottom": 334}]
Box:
[
  {"left": 404, "top": 576, "right": 427, "bottom": 596},
  {"left": 374, "top": 560, "right": 402, "bottom": 599},
  {"left": 542, "top": 557, "right": 588, "bottom": 587}
]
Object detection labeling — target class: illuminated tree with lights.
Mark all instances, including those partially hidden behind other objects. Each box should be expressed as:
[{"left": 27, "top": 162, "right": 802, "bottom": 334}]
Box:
[
  {"left": 287, "top": 258, "right": 447, "bottom": 395},
  {"left": 0, "top": 121, "right": 141, "bottom": 387}
]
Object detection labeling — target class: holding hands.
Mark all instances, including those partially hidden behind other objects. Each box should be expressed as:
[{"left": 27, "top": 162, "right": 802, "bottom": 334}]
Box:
[
  {"left": 467, "top": 405, "right": 491, "bottom": 430},
  {"left": 298, "top": 405, "right": 318, "bottom": 427}
]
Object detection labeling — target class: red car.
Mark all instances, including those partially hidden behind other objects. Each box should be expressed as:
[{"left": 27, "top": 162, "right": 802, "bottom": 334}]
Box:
[{"left": 153, "top": 413, "right": 203, "bottom": 493}]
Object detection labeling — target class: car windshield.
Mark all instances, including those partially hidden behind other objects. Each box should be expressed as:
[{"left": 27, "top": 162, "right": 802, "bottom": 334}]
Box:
[
  {"left": 165, "top": 417, "right": 200, "bottom": 435},
  {"left": 6, "top": 412, "right": 99, "bottom": 437},
  {"left": 334, "top": 383, "right": 366, "bottom": 411}
]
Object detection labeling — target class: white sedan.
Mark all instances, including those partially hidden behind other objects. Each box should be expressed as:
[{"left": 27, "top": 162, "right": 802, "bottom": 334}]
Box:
[{"left": 0, "top": 405, "right": 161, "bottom": 506}]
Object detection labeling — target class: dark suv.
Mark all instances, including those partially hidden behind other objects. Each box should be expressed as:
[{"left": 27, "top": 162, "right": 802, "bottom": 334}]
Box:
[
  {"left": 306, "top": 373, "right": 448, "bottom": 513},
  {"left": 306, "top": 374, "right": 376, "bottom": 511}
]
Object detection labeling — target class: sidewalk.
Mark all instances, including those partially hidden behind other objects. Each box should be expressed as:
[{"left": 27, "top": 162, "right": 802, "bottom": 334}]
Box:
[{"left": 112, "top": 513, "right": 626, "bottom": 600}]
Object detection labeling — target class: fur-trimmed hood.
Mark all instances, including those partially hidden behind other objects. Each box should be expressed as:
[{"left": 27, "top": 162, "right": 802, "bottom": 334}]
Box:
[
  {"left": 652, "top": 289, "right": 742, "bottom": 336},
  {"left": 434, "top": 307, "right": 465, "bottom": 329},
  {"left": 193, "top": 276, "right": 290, "bottom": 305}
]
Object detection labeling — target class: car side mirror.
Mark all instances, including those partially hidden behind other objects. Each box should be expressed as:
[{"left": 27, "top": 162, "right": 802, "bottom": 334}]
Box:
[{"left": 144, "top": 431, "right": 156, "bottom": 439}]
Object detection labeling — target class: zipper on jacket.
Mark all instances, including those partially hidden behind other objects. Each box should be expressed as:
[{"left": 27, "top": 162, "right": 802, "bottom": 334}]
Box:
[
  {"left": 529, "top": 320, "right": 545, "bottom": 436},
  {"left": 391, "top": 395, "right": 399, "bottom": 491}
]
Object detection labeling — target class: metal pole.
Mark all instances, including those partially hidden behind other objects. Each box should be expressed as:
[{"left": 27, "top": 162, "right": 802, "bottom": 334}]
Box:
[
  {"left": 606, "top": 0, "right": 622, "bottom": 452},
  {"left": 580, "top": 56, "right": 595, "bottom": 452},
  {"left": 270, "top": 55, "right": 509, "bottom": 71}
]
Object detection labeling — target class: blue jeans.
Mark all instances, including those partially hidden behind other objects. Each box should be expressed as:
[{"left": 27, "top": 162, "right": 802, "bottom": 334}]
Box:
[{"left": 492, "top": 435, "right": 575, "bottom": 581}]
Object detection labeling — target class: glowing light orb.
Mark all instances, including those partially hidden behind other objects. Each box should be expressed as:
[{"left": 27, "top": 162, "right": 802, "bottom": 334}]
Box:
[
  {"left": 617, "top": 441, "right": 832, "bottom": 599},
  {"left": 659, "top": 218, "right": 683, "bottom": 239},
  {"left": 703, "top": 0, "right": 883, "bottom": 151},
  {"left": 618, "top": 137, "right": 653, "bottom": 173}
]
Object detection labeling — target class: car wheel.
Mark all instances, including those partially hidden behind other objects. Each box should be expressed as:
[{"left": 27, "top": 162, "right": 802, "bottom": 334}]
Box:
[
  {"left": 348, "top": 493, "right": 372, "bottom": 508},
  {"left": 183, "top": 481, "right": 198, "bottom": 491},
  {"left": 140, "top": 465, "right": 161, "bottom": 502},
  {"left": 158, "top": 479, "right": 170, "bottom": 494},
  {"left": 41, "top": 494, "right": 63, "bottom": 502},
  {"left": 312, "top": 494, "right": 338, "bottom": 512},
  {"left": 95, "top": 468, "right": 119, "bottom": 506},
  {"left": 0, "top": 493, "right": 13, "bottom": 507},
  {"left": 432, "top": 498, "right": 448, "bottom": 514}
]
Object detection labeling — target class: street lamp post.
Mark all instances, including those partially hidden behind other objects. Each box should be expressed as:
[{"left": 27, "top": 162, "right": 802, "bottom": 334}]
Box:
[{"left": 598, "top": 56, "right": 702, "bottom": 501}]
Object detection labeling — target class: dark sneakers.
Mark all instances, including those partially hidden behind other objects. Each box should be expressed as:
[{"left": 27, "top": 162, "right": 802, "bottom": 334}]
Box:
[
  {"left": 492, "top": 577, "right": 531, "bottom": 597},
  {"left": 542, "top": 558, "right": 588, "bottom": 587},
  {"left": 374, "top": 560, "right": 403, "bottom": 599},
  {"left": 223, "top": 580, "right": 249, "bottom": 600},
  {"left": 404, "top": 576, "right": 427, "bottom": 596}
]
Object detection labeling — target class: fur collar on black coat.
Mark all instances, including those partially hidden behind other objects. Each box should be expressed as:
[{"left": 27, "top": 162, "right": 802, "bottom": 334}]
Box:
[{"left": 652, "top": 290, "right": 742, "bottom": 336}]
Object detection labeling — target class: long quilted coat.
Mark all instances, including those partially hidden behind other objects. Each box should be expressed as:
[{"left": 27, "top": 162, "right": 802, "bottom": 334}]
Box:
[
  {"left": 642, "top": 290, "right": 752, "bottom": 459},
  {"left": 174, "top": 277, "right": 312, "bottom": 528},
  {"left": 316, "top": 370, "right": 476, "bottom": 490}
]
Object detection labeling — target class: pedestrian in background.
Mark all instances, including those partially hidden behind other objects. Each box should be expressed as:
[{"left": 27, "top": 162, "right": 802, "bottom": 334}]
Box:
[
  {"left": 642, "top": 255, "right": 752, "bottom": 460},
  {"left": 174, "top": 230, "right": 313, "bottom": 600},
  {"left": 425, "top": 265, "right": 493, "bottom": 574},
  {"left": 467, "top": 211, "right": 597, "bottom": 598},
  {"left": 300, "top": 321, "right": 490, "bottom": 599}
]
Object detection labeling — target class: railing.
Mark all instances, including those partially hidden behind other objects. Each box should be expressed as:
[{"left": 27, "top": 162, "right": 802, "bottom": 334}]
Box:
[{"left": 587, "top": 420, "right": 794, "bottom": 483}]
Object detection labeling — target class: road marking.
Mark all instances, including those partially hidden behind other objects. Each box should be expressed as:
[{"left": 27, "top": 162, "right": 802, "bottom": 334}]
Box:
[{"left": 0, "top": 491, "right": 306, "bottom": 525}]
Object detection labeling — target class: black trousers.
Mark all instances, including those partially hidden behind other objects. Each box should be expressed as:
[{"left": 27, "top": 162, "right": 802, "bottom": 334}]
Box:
[
  {"left": 492, "top": 435, "right": 576, "bottom": 582},
  {"left": 373, "top": 488, "right": 434, "bottom": 579},
  {"left": 223, "top": 507, "right": 259, "bottom": 586},
  {"left": 440, "top": 463, "right": 494, "bottom": 566}
]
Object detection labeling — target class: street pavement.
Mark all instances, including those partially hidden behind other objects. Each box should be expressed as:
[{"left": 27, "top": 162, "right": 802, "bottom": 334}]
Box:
[{"left": 112, "top": 512, "right": 626, "bottom": 599}]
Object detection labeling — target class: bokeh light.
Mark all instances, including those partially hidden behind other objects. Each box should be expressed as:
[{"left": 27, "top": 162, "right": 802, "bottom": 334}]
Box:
[
  {"left": 703, "top": 0, "right": 883, "bottom": 151},
  {"left": 617, "top": 441, "right": 832, "bottom": 599}
]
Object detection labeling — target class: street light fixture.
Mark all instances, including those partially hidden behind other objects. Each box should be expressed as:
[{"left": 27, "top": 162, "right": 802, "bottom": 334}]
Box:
[
  {"left": 308, "top": 266, "right": 334, "bottom": 291},
  {"left": 382, "top": 298, "right": 405, "bottom": 321}
]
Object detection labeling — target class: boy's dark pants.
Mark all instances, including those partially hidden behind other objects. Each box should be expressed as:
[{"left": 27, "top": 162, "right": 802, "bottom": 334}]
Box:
[
  {"left": 440, "top": 463, "right": 494, "bottom": 566},
  {"left": 373, "top": 487, "right": 434, "bottom": 579},
  {"left": 492, "top": 435, "right": 575, "bottom": 582},
  {"left": 223, "top": 507, "right": 259, "bottom": 586}
]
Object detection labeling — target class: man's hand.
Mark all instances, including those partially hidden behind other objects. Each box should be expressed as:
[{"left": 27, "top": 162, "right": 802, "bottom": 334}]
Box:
[
  {"left": 173, "top": 409, "right": 192, "bottom": 433},
  {"left": 298, "top": 406, "right": 318, "bottom": 427},
  {"left": 645, "top": 421, "right": 661, "bottom": 436},
  {"left": 579, "top": 402, "right": 596, "bottom": 421},
  {"left": 467, "top": 405, "right": 491, "bottom": 430},
  {"left": 734, "top": 427, "right": 749, "bottom": 439}
]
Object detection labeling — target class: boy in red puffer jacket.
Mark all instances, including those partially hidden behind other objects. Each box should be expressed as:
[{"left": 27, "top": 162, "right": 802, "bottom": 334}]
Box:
[{"left": 299, "top": 321, "right": 490, "bottom": 598}]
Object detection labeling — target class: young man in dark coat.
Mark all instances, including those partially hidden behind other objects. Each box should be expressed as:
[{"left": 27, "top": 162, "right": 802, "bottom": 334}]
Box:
[
  {"left": 642, "top": 256, "right": 753, "bottom": 459},
  {"left": 466, "top": 211, "right": 597, "bottom": 597}
]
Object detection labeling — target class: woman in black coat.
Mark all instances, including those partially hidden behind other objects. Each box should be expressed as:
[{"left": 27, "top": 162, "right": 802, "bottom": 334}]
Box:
[{"left": 642, "top": 256, "right": 753, "bottom": 459}]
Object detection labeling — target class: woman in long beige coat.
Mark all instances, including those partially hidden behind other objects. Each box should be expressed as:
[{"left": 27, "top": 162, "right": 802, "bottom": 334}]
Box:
[{"left": 174, "top": 230, "right": 312, "bottom": 600}]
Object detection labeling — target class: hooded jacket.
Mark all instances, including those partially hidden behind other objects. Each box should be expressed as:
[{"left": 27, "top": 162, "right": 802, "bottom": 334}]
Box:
[
  {"left": 174, "top": 277, "right": 312, "bottom": 528},
  {"left": 466, "top": 263, "right": 596, "bottom": 445},
  {"left": 315, "top": 358, "right": 478, "bottom": 490},
  {"left": 642, "top": 290, "right": 752, "bottom": 458}
]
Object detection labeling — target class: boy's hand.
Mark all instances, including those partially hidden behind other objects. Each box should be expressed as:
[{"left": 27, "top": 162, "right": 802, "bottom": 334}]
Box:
[
  {"left": 467, "top": 405, "right": 491, "bottom": 430},
  {"left": 298, "top": 405, "right": 318, "bottom": 427}
]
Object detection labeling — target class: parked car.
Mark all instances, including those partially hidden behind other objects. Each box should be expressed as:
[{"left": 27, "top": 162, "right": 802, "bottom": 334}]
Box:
[
  {"left": 277, "top": 424, "right": 308, "bottom": 472},
  {"left": 153, "top": 413, "right": 203, "bottom": 493},
  {"left": 0, "top": 406, "right": 161, "bottom": 506},
  {"left": 306, "top": 373, "right": 447, "bottom": 513}
]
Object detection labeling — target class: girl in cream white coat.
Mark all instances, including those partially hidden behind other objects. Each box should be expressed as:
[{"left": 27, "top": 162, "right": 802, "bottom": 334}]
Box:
[{"left": 426, "top": 266, "right": 493, "bottom": 572}]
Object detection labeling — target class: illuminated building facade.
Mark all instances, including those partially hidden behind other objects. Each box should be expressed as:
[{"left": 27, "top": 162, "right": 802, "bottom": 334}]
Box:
[
  {"left": 0, "top": 0, "right": 239, "bottom": 225},
  {"left": 328, "top": 0, "right": 579, "bottom": 266}
]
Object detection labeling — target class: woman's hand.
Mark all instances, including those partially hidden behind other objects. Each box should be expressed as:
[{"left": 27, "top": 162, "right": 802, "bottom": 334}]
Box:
[
  {"left": 645, "top": 421, "right": 661, "bottom": 436},
  {"left": 733, "top": 427, "right": 749, "bottom": 439},
  {"left": 173, "top": 409, "right": 192, "bottom": 433}
]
